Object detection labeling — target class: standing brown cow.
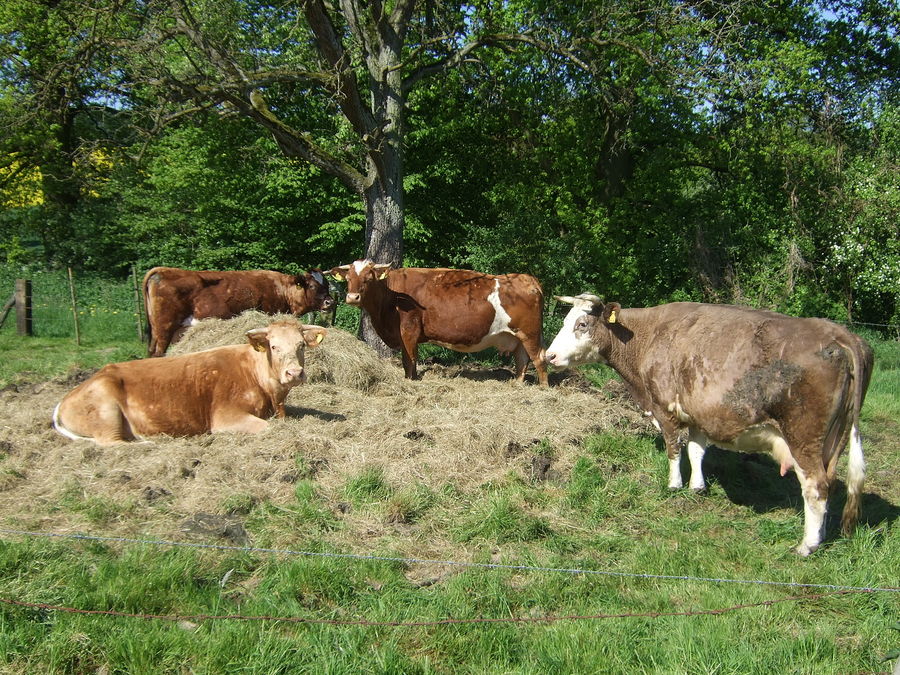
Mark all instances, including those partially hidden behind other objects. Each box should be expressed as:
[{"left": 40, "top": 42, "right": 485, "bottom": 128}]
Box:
[
  {"left": 143, "top": 267, "right": 334, "bottom": 356},
  {"left": 546, "top": 295, "right": 874, "bottom": 555},
  {"left": 329, "top": 260, "right": 548, "bottom": 384},
  {"left": 53, "top": 320, "right": 327, "bottom": 444}
]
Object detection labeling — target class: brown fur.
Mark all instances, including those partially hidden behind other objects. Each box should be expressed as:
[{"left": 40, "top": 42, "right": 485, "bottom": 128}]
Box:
[
  {"left": 143, "top": 267, "right": 334, "bottom": 356},
  {"left": 549, "top": 299, "right": 873, "bottom": 553},
  {"left": 53, "top": 321, "right": 327, "bottom": 445},
  {"left": 330, "top": 262, "right": 548, "bottom": 384}
]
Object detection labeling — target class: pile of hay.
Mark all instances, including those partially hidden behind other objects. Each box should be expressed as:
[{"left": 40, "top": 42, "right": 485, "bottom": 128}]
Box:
[
  {"left": 0, "top": 310, "right": 654, "bottom": 558},
  {"left": 168, "top": 310, "right": 401, "bottom": 392}
]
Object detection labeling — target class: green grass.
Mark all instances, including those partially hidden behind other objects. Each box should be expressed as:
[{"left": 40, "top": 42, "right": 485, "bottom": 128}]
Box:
[
  {"left": 0, "top": 267, "right": 145, "bottom": 386},
  {"left": 0, "top": 462, "right": 897, "bottom": 674},
  {"left": 0, "top": 271, "right": 897, "bottom": 673}
]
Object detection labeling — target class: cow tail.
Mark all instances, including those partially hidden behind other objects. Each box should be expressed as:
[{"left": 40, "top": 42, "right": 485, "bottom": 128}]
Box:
[
  {"left": 52, "top": 403, "right": 87, "bottom": 442},
  {"left": 835, "top": 337, "right": 874, "bottom": 536},
  {"left": 142, "top": 268, "right": 157, "bottom": 352}
]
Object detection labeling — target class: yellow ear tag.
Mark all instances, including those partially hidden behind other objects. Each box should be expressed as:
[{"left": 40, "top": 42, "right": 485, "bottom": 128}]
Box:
[
  {"left": 332, "top": 273, "right": 343, "bottom": 281},
  {"left": 608, "top": 310, "right": 617, "bottom": 324},
  {"left": 315, "top": 333, "right": 324, "bottom": 344},
  {"left": 378, "top": 270, "right": 389, "bottom": 280},
  {"left": 254, "top": 342, "right": 266, "bottom": 352}
]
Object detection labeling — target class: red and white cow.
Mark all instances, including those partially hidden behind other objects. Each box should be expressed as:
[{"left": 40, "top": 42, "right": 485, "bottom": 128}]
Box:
[
  {"left": 143, "top": 267, "right": 334, "bottom": 356},
  {"left": 53, "top": 320, "right": 327, "bottom": 444},
  {"left": 329, "top": 260, "right": 548, "bottom": 384},
  {"left": 546, "top": 295, "right": 873, "bottom": 555}
]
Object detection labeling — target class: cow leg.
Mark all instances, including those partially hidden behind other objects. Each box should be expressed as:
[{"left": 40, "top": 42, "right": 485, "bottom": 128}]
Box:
[
  {"left": 399, "top": 333, "right": 419, "bottom": 380},
  {"left": 151, "top": 321, "right": 179, "bottom": 357},
  {"left": 515, "top": 333, "right": 548, "bottom": 386},
  {"left": 211, "top": 412, "right": 270, "bottom": 434},
  {"left": 792, "top": 462, "right": 829, "bottom": 556},
  {"left": 686, "top": 429, "right": 708, "bottom": 492},
  {"left": 91, "top": 400, "right": 135, "bottom": 446},
  {"left": 663, "top": 428, "right": 684, "bottom": 490},
  {"left": 512, "top": 343, "right": 529, "bottom": 382}
]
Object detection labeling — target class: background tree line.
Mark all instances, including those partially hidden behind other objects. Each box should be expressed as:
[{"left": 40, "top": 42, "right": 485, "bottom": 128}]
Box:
[{"left": 0, "top": 0, "right": 898, "bottom": 330}]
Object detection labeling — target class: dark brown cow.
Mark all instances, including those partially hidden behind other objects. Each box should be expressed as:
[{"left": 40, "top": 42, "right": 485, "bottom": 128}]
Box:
[
  {"left": 546, "top": 295, "right": 873, "bottom": 555},
  {"left": 143, "top": 267, "right": 334, "bottom": 356},
  {"left": 53, "top": 320, "right": 327, "bottom": 444},
  {"left": 329, "top": 260, "right": 548, "bottom": 384}
]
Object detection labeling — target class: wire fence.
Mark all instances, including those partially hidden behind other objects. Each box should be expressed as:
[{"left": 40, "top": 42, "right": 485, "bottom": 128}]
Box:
[
  {"left": 1, "top": 527, "right": 898, "bottom": 633},
  {"left": 2, "top": 528, "right": 898, "bottom": 594},
  {"left": 0, "top": 589, "right": 877, "bottom": 627}
]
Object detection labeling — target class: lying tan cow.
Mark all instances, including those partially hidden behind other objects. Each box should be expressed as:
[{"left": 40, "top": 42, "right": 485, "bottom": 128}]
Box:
[
  {"left": 53, "top": 321, "right": 326, "bottom": 445},
  {"left": 547, "top": 296, "right": 873, "bottom": 555}
]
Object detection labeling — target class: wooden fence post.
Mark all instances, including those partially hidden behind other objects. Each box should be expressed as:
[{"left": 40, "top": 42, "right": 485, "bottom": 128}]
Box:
[
  {"left": 15, "top": 279, "right": 32, "bottom": 337},
  {"left": 0, "top": 293, "right": 14, "bottom": 330},
  {"left": 67, "top": 268, "right": 81, "bottom": 346}
]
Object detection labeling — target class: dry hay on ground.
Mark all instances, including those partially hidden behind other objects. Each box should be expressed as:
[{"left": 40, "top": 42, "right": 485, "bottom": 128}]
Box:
[
  {"left": 0, "top": 311, "right": 651, "bottom": 561},
  {"left": 168, "top": 310, "right": 401, "bottom": 392}
]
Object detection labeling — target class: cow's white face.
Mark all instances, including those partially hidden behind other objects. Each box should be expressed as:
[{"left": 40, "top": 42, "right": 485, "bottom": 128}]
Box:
[
  {"left": 546, "top": 306, "right": 602, "bottom": 367},
  {"left": 247, "top": 321, "right": 327, "bottom": 386}
]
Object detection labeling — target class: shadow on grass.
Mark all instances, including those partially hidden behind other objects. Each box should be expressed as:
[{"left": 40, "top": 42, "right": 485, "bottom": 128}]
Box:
[
  {"left": 698, "top": 446, "right": 900, "bottom": 538},
  {"left": 285, "top": 406, "right": 347, "bottom": 422}
]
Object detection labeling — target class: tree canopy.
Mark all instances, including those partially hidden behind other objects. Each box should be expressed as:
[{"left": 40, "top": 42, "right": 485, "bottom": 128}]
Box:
[{"left": 1, "top": 0, "right": 898, "bottom": 328}]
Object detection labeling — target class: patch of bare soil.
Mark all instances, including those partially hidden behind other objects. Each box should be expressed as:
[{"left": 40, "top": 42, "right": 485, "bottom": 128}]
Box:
[{"left": 0, "top": 311, "right": 650, "bottom": 554}]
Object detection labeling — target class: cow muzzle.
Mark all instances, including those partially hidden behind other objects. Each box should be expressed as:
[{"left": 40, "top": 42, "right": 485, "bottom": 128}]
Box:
[
  {"left": 282, "top": 367, "right": 306, "bottom": 385},
  {"left": 345, "top": 292, "right": 361, "bottom": 305},
  {"left": 321, "top": 297, "right": 335, "bottom": 310},
  {"left": 546, "top": 351, "right": 566, "bottom": 367}
]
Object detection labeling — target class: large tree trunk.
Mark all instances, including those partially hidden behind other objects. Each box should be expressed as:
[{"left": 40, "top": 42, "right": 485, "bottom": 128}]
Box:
[{"left": 360, "top": 148, "right": 404, "bottom": 357}]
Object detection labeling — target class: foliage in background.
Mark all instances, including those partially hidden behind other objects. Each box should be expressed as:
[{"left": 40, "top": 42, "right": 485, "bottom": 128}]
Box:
[{"left": 0, "top": 0, "right": 897, "bottom": 326}]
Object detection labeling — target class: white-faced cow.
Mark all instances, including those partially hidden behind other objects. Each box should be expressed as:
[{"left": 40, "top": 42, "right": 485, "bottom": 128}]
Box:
[
  {"left": 546, "top": 295, "right": 873, "bottom": 555},
  {"left": 53, "top": 321, "right": 327, "bottom": 445},
  {"left": 329, "top": 260, "right": 548, "bottom": 385},
  {"left": 143, "top": 267, "right": 334, "bottom": 357}
]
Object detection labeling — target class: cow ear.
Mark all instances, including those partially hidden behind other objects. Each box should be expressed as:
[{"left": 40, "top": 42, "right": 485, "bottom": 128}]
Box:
[
  {"left": 246, "top": 327, "right": 269, "bottom": 352},
  {"left": 327, "top": 265, "right": 350, "bottom": 281},
  {"left": 373, "top": 263, "right": 391, "bottom": 280},
  {"left": 302, "top": 326, "right": 327, "bottom": 348},
  {"left": 603, "top": 302, "right": 622, "bottom": 324}
]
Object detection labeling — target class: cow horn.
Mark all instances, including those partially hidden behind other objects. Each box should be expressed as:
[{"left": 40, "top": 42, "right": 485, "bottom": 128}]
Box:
[{"left": 555, "top": 294, "right": 604, "bottom": 310}]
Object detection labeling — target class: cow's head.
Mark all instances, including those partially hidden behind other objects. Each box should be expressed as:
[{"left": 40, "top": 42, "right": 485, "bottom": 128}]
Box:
[
  {"left": 546, "top": 294, "right": 621, "bottom": 367},
  {"left": 246, "top": 321, "right": 327, "bottom": 386},
  {"left": 328, "top": 259, "right": 391, "bottom": 307},
  {"left": 289, "top": 269, "right": 335, "bottom": 313}
]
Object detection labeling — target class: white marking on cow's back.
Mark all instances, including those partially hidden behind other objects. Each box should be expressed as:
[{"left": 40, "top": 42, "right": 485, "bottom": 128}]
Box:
[
  {"left": 428, "top": 279, "right": 518, "bottom": 353},
  {"left": 487, "top": 280, "right": 512, "bottom": 335}
]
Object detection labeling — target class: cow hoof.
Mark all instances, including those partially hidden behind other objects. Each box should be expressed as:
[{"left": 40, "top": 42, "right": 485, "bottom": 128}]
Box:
[
  {"left": 793, "top": 542, "right": 818, "bottom": 557},
  {"left": 690, "top": 486, "right": 707, "bottom": 495}
]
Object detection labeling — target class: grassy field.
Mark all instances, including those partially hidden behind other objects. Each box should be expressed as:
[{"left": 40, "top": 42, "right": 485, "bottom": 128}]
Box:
[{"left": 0, "top": 275, "right": 897, "bottom": 674}]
